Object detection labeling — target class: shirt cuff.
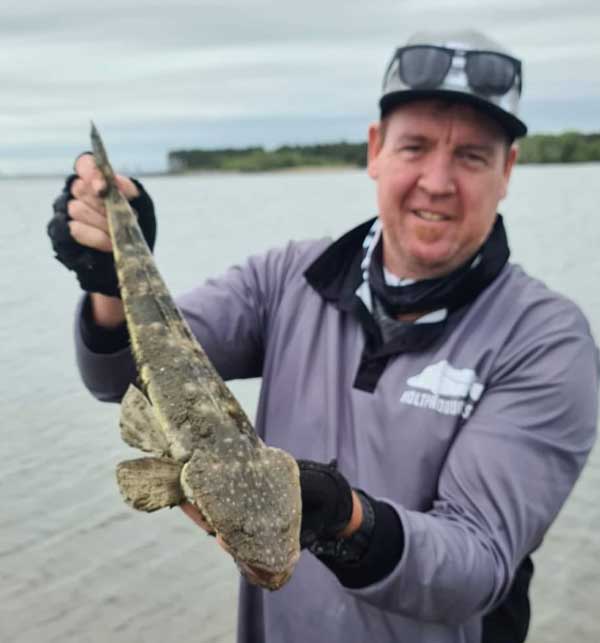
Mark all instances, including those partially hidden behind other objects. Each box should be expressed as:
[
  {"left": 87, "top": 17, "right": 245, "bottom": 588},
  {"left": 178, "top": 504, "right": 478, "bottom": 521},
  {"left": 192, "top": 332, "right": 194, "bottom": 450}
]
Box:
[
  {"left": 80, "top": 295, "right": 130, "bottom": 353},
  {"left": 318, "top": 499, "right": 404, "bottom": 589}
]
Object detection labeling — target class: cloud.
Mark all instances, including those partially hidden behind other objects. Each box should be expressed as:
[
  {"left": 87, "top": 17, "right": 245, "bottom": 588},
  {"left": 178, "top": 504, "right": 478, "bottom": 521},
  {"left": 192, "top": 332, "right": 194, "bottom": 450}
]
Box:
[{"left": 1, "top": 0, "right": 598, "bottom": 173}]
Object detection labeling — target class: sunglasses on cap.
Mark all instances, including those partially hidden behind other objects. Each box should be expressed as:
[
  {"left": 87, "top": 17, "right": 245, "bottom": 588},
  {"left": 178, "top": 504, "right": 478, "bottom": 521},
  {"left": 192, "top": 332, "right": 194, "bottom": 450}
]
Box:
[{"left": 385, "top": 45, "right": 522, "bottom": 97}]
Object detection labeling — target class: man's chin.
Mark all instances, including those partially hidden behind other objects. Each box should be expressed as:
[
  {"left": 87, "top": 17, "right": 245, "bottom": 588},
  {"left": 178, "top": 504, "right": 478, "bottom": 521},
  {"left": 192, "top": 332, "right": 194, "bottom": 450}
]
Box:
[
  {"left": 382, "top": 228, "right": 464, "bottom": 279},
  {"left": 399, "top": 244, "right": 463, "bottom": 280}
]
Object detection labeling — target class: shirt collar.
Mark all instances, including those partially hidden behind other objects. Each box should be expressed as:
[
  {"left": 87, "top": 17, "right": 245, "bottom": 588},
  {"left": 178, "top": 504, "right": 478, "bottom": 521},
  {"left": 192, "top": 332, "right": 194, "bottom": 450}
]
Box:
[
  {"left": 304, "top": 217, "right": 376, "bottom": 310},
  {"left": 304, "top": 217, "right": 448, "bottom": 324}
]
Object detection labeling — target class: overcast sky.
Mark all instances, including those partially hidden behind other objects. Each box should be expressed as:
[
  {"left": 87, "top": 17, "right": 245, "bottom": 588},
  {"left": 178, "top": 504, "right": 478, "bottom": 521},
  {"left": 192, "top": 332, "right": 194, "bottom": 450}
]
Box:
[{"left": 1, "top": 0, "right": 598, "bottom": 174}]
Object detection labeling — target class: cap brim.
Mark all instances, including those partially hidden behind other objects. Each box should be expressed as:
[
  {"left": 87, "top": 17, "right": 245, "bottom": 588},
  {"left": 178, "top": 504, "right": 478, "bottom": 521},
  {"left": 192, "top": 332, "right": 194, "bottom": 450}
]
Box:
[{"left": 379, "top": 89, "right": 527, "bottom": 140}]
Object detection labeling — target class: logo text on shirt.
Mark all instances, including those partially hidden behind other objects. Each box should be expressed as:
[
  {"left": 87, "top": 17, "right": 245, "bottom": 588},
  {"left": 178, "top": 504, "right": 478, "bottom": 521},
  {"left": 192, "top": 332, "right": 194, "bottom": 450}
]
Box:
[{"left": 400, "top": 360, "right": 484, "bottom": 419}]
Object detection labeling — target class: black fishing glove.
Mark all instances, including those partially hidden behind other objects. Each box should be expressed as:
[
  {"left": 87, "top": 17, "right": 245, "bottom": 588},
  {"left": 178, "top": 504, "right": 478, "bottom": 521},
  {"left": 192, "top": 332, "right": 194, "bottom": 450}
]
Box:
[
  {"left": 297, "top": 459, "right": 354, "bottom": 549},
  {"left": 47, "top": 166, "right": 156, "bottom": 297},
  {"left": 298, "top": 458, "right": 405, "bottom": 588}
]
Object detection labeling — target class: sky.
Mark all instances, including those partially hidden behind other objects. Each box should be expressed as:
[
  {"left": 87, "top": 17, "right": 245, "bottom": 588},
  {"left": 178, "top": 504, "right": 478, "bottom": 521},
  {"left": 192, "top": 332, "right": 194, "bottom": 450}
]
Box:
[{"left": 1, "top": 0, "right": 599, "bottom": 175}]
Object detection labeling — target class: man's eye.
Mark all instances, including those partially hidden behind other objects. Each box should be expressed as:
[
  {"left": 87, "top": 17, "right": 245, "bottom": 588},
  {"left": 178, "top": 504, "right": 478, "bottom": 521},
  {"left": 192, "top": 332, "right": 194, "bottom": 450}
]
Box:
[
  {"left": 463, "top": 150, "right": 487, "bottom": 163},
  {"left": 460, "top": 151, "right": 487, "bottom": 165}
]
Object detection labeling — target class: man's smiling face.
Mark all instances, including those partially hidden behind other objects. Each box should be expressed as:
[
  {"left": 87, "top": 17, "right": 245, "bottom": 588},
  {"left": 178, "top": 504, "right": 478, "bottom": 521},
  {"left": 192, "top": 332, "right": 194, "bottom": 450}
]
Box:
[{"left": 367, "top": 99, "right": 517, "bottom": 280}]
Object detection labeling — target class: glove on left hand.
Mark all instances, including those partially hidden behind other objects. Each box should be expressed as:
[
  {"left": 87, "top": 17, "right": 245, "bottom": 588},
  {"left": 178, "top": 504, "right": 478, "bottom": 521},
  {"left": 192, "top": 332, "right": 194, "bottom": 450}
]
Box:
[
  {"left": 297, "top": 459, "right": 354, "bottom": 549},
  {"left": 47, "top": 174, "right": 156, "bottom": 297}
]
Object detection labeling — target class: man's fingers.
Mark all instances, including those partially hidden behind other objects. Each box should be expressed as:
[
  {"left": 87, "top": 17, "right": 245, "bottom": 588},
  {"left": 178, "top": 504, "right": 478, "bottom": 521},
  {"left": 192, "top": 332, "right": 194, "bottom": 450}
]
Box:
[
  {"left": 181, "top": 501, "right": 214, "bottom": 533},
  {"left": 74, "top": 153, "right": 105, "bottom": 188},
  {"left": 216, "top": 534, "right": 232, "bottom": 554},
  {"left": 115, "top": 175, "right": 140, "bottom": 200},
  {"left": 68, "top": 221, "right": 113, "bottom": 252},
  {"left": 67, "top": 200, "right": 110, "bottom": 233},
  {"left": 72, "top": 153, "right": 139, "bottom": 201},
  {"left": 70, "top": 177, "right": 106, "bottom": 213},
  {"left": 72, "top": 154, "right": 108, "bottom": 199}
]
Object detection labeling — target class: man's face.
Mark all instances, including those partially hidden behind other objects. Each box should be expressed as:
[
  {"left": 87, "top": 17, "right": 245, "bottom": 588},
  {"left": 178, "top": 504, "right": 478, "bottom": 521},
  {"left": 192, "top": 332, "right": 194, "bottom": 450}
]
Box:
[{"left": 367, "top": 99, "right": 517, "bottom": 279}]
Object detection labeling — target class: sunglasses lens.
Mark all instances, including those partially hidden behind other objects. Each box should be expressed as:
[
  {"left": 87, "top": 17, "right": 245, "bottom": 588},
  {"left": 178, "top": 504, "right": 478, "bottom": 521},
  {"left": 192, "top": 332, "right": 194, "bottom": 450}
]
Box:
[
  {"left": 466, "top": 53, "right": 517, "bottom": 95},
  {"left": 398, "top": 47, "right": 453, "bottom": 89}
]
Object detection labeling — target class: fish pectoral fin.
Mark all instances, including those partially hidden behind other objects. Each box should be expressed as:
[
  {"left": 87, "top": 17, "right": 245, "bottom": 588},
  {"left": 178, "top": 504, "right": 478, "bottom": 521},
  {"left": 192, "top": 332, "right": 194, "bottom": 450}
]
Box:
[
  {"left": 116, "top": 457, "right": 184, "bottom": 512},
  {"left": 120, "top": 384, "right": 170, "bottom": 456}
]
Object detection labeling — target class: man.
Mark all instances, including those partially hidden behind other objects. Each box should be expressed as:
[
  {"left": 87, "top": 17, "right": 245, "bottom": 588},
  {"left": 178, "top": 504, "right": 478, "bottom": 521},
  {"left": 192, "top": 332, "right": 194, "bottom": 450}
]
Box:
[{"left": 48, "top": 29, "right": 599, "bottom": 643}]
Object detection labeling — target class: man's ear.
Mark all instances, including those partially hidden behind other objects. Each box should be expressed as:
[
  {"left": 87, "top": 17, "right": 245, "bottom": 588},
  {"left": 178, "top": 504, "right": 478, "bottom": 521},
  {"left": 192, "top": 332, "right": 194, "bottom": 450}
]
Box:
[{"left": 367, "top": 122, "right": 383, "bottom": 180}]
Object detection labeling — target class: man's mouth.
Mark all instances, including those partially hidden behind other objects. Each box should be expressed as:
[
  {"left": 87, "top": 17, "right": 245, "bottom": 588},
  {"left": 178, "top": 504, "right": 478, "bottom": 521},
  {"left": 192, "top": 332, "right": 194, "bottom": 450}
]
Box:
[{"left": 412, "top": 209, "right": 452, "bottom": 222}]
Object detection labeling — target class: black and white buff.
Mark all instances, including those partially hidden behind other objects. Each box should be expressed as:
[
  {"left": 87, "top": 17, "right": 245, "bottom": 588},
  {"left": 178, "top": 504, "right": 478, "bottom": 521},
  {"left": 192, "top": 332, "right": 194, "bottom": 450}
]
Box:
[{"left": 355, "top": 214, "right": 511, "bottom": 330}]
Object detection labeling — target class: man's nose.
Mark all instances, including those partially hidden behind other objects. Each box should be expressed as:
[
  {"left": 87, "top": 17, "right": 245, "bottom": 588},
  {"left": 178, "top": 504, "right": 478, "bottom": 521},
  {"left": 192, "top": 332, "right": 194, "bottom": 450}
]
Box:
[{"left": 416, "top": 154, "right": 457, "bottom": 197}]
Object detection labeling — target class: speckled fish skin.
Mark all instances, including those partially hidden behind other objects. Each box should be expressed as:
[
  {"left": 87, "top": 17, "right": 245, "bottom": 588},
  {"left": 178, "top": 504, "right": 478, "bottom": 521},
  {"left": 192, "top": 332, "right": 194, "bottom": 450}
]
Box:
[{"left": 90, "top": 123, "right": 301, "bottom": 590}]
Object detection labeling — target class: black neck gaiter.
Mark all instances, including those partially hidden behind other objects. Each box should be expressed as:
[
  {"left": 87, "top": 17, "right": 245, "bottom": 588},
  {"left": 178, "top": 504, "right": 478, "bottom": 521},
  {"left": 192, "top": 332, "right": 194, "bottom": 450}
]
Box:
[{"left": 369, "top": 215, "right": 510, "bottom": 317}]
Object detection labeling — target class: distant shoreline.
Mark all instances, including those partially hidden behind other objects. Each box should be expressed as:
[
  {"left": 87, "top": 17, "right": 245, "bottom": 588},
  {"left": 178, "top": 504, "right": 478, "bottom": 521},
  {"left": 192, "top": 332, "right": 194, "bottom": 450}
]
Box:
[
  {"left": 168, "top": 142, "right": 367, "bottom": 174},
  {"left": 2, "top": 132, "right": 599, "bottom": 179},
  {"left": 2, "top": 161, "right": 600, "bottom": 181},
  {"left": 172, "top": 164, "right": 359, "bottom": 176},
  {"left": 168, "top": 132, "right": 600, "bottom": 173}
]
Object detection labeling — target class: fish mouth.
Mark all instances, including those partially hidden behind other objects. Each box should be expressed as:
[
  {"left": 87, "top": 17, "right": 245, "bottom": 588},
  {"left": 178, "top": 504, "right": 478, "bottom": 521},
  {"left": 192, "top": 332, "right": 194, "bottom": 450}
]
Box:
[{"left": 237, "top": 549, "right": 300, "bottom": 591}]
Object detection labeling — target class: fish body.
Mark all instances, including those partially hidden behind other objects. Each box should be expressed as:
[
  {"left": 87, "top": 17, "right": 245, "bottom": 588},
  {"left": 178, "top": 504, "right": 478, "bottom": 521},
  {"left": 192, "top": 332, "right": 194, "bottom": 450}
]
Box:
[{"left": 91, "top": 124, "right": 301, "bottom": 590}]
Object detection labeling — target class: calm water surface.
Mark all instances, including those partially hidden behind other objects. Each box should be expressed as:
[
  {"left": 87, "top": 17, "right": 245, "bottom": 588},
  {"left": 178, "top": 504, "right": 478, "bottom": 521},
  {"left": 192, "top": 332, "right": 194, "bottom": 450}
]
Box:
[{"left": 2, "top": 164, "right": 600, "bottom": 642}]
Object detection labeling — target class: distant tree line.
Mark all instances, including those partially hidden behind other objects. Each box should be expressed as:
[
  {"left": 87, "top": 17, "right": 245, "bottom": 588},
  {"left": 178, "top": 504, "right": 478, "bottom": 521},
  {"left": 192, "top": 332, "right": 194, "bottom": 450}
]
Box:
[
  {"left": 168, "top": 132, "right": 600, "bottom": 173},
  {"left": 168, "top": 143, "right": 368, "bottom": 173},
  {"left": 517, "top": 132, "right": 600, "bottom": 164}
]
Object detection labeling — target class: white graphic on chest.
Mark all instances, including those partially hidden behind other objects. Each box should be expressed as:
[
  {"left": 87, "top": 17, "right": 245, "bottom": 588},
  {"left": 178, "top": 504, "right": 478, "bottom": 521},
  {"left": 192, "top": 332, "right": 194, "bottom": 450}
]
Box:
[{"left": 401, "top": 360, "right": 484, "bottom": 419}]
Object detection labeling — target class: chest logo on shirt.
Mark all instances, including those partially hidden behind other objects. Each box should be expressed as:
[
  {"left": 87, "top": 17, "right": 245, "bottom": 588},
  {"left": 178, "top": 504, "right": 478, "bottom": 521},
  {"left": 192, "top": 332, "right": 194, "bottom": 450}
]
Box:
[{"left": 400, "top": 360, "right": 484, "bottom": 419}]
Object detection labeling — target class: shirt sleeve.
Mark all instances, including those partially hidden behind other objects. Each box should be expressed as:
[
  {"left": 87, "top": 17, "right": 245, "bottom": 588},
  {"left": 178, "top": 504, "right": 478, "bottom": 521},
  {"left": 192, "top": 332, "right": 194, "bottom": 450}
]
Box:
[
  {"left": 74, "top": 242, "right": 304, "bottom": 402},
  {"left": 348, "top": 299, "right": 599, "bottom": 624}
]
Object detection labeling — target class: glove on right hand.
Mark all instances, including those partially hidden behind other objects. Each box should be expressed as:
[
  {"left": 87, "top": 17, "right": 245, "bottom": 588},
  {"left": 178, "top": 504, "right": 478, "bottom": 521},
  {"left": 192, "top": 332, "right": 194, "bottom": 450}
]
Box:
[
  {"left": 297, "top": 459, "right": 354, "bottom": 549},
  {"left": 47, "top": 172, "right": 157, "bottom": 297}
]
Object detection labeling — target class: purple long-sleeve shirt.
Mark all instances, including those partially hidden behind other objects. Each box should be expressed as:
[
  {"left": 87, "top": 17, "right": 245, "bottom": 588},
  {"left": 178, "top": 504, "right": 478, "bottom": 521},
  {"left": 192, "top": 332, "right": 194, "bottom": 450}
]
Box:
[{"left": 75, "top": 235, "right": 599, "bottom": 642}]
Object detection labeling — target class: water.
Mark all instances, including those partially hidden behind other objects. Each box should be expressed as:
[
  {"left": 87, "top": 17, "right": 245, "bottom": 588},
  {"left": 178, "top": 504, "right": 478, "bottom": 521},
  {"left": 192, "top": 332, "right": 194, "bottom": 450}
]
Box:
[{"left": 2, "top": 164, "right": 600, "bottom": 642}]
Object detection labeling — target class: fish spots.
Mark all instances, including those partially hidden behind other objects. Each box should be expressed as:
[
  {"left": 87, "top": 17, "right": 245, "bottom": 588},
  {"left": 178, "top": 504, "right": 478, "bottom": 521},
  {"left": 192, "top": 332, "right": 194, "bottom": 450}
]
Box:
[
  {"left": 242, "top": 519, "right": 255, "bottom": 536},
  {"left": 197, "top": 422, "right": 212, "bottom": 438},
  {"left": 178, "top": 421, "right": 193, "bottom": 435},
  {"left": 183, "top": 382, "right": 200, "bottom": 400},
  {"left": 169, "top": 442, "right": 190, "bottom": 462},
  {"left": 190, "top": 397, "right": 216, "bottom": 424},
  {"left": 140, "top": 364, "right": 152, "bottom": 384},
  {"left": 165, "top": 336, "right": 178, "bottom": 348},
  {"left": 208, "top": 380, "right": 223, "bottom": 397}
]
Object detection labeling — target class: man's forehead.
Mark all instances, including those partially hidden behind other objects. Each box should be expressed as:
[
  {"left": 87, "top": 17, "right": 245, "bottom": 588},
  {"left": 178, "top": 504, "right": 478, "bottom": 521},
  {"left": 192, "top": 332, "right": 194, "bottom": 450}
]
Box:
[{"left": 384, "top": 99, "right": 506, "bottom": 144}]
